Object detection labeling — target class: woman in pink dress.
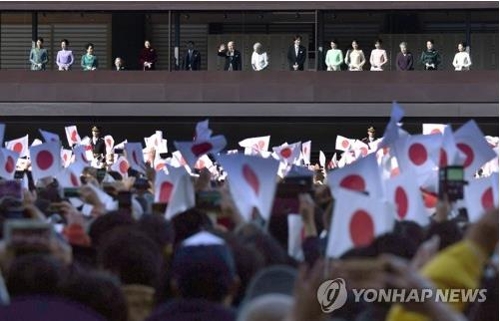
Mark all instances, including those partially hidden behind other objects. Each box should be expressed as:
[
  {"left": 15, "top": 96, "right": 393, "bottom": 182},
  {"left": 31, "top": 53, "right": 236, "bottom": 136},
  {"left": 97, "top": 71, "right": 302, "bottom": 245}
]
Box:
[{"left": 369, "top": 39, "right": 388, "bottom": 71}]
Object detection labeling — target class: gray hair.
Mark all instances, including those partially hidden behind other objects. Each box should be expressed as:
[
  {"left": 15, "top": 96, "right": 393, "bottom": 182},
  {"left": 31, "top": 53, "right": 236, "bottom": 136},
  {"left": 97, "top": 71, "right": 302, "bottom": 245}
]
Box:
[
  {"left": 399, "top": 42, "right": 407, "bottom": 47},
  {"left": 253, "top": 42, "right": 262, "bottom": 51}
]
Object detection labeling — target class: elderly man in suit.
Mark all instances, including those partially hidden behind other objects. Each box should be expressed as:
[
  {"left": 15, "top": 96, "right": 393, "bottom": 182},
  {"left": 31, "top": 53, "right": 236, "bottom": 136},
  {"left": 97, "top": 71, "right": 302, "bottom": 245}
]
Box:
[
  {"left": 287, "top": 35, "right": 307, "bottom": 71},
  {"left": 217, "top": 41, "right": 242, "bottom": 71},
  {"left": 182, "top": 41, "right": 201, "bottom": 71}
]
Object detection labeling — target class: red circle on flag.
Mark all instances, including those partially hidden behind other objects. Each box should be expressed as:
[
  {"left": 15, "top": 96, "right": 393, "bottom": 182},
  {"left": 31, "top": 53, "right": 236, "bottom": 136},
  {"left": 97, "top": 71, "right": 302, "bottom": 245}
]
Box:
[
  {"left": 106, "top": 138, "right": 112, "bottom": 146},
  {"left": 63, "top": 154, "right": 68, "bottom": 162},
  {"left": 36, "top": 150, "right": 54, "bottom": 171},
  {"left": 119, "top": 160, "right": 128, "bottom": 173},
  {"left": 5, "top": 156, "right": 15, "bottom": 173},
  {"left": 395, "top": 186, "right": 409, "bottom": 219},
  {"left": 191, "top": 142, "right": 213, "bottom": 157},
  {"left": 341, "top": 140, "right": 350, "bottom": 149},
  {"left": 421, "top": 190, "right": 438, "bottom": 209},
  {"left": 481, "top": 187, "right": 494, "bottom": 210},
  {"left": 159, "top": 181, "right": 174, "bottom": 203},
  {"left": 340, "top": 174, "right": 366, "bottom": 192},
  {"left": 408, "top": 143, "right": 428, "bottom": 166},
  {"left": 13, "top": 142, "right": 23, "bottom": 153},
  {"left": 70, "top": 173, "right": 80, "bottom": 187},
  {"left": 457, "top": 143, "right": 474, "bottom": 168},
  {"left": 439, "top": 148, "right": 448, "bottom": 167},
  {"left": 430, "top": 129, "right": 442, "bottom": 135},
  {"left": 280, "top": 148, "right": 292, "bottom": 158},
  {"left": 258, "top": 140, "right": 265, "bottom": 149},
  {"left": 155, "top": 163, "right": 165, "bottom": 171},
  {"left": 349, "top": 210, "right": 375, "bottom": 247},
  {"left": 242, "top": 164, "right": 260, "bottom": 195},
  {"left": 360, "top": 147, "right": 368, "bottom": 156},
  {"left": 71, "top": 130, "right": 78, "bottom": 142}
]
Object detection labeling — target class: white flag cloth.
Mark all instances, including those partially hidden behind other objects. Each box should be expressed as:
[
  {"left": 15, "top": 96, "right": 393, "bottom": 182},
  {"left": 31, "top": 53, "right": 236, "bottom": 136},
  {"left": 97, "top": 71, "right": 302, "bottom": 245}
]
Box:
[
  {"left": 288, "top": 214, "right": 305, "bottom": 261},
  {"left": 104, "top": 135, "right": 115, "bottom": 153},
  {"left": 114, "top": 140, "right": 127, "bottom": 151},
  {"left": 439, "top": 125, "right": 466, "bottom": 167},
  {"left": 453, "top": 120, "right": 497, "bottom": 178},
  {"left": 154, "top": 165, "right": 186, "bottom": 203},
  {"left": 65, "top": 125, "right": 81, "bottom": 147},
  {"left": 110, "top": 155, "right": 130, "bottom": 178},
  {"left": 352, "top": 140, "right": 370, "bottom": 159},
  {"left": 335, "top": 135, "right": 355, "bottom": 152},
  {"left": 272, "top": 142, "right": 301, "bottom": 164},
  {"left": 0, "top": 148, "right": 20, "bottom": 180},
  {"left": 379, "top": 102, "right": 406, "bottom": 149},
  {"left": 464, "top": 173, "right": 499, "bottom": 223},
  {"left": 174, "top": 135, "right": 227, "bottom": 169},
  {"left": 194, "top": 119, "right": 213, "bottom": 141},
  {"left": 39, "top": 129, "right": 60, "bottom": 142},
  {"left": 5, "top": 135, "right": 29, "bottom": 158},
  {"left": 393, "top": 134, "right": 442, "bottom": 176},
  {"left": 145, "top": 131, "right": 163, "bottom": 149},
  {"left": 55, "top": 164, "right": 82, "bottom": 188},
  {"left": 422, "top": 123, "right": 446, "bottom": 135},
  {"left": 125, "top": 142, "right": 146, "bottom": 174},
  {"left": 385, "top": 172, "right": 430, "bottom": 226},
  {"left": 239, "top": 135, "right": 270, "bottom": 156},
  {"left": 328, "top": 153, "right": 384, "bottom": 198},
  {"left": 164, "top": 172, "right": 196, "bottom": 220},
  {"left": 326, "top": 188, "right": 395, "bottom": 258},
  {"left": 216, "top": 154, "right": 280, "bottom": 221},
  {"left": 301, "top": 140, "right": 312, "bottom": 165},
  {"left": 29, "top": 141, "right": 62, "bottom": 182},
  {"left": 319, "top": 150, "right": 326, "bottom": 168}
]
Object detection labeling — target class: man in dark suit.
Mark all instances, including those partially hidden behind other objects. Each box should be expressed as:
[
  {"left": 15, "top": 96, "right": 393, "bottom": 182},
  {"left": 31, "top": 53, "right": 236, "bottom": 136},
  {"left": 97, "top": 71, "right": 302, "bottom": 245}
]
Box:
[
  {"left": 361, "top": 126, "right": 377, "bottom": 145},
  {"left": 91, "top": 126, "right": 106, "bottom": 160},
  {"left": 217, "top": 41, "right": 242, "bottom": 71},
  {"left": 287, "top": 35, "right": 307, "bottom": 71},
  {"left": 182, "top": 41, "right": 201, "bottom": 71}
]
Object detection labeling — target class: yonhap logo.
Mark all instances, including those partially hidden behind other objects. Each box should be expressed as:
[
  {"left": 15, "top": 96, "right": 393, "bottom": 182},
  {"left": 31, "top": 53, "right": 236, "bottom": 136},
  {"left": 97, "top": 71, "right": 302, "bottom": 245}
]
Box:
[{"left": 317, "top": 278, "right": 348, "bottom": 313}]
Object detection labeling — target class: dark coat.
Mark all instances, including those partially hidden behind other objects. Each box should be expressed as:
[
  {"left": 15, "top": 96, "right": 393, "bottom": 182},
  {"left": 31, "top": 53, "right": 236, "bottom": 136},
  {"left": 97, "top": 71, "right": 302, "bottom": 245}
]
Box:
[
  {"left": 217, "top": 49, "right": 242, "bottom": 71},
  {"left": 182, "top": 49, "right": 201, "bottom": 70},
  {"left": 287, "top": 44, "right": 307, "bottom": 70}
]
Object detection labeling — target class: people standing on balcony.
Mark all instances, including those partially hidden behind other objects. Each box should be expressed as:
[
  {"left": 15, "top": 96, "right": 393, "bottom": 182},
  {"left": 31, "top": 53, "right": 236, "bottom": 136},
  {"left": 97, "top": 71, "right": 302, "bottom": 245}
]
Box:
[
  {"left": 421, "top": 39, "right": 441, "bottom": 71},
  {"left": 287, "top": 35, "right": 307, "bottom": 71},
  {"left": 217, "top": 41, "right": 242, "bottom": 71},
  {"left": 396, "top": 42, "right": 414, "bottom": 71},
  {"left": 325, "top": 39, "right": 343, "bottom": 71},
  {"left": 369, "top": 39, "right": 388, "bottom": 71},
  {"left": 114, "top": 57, "right": 125, "bottom": 71},
  {"left": 139, "top": 40, "right": 158, "bottom": 71},
  {"left": 345, "top": 40, "right": 366, "bottom": 71},
  {"left": 182, "top": 41, "right": 201, "bottom": 71},
  {"left": 452, "top": 42, "right": 472, "bottom": 71},
  {"left": 81, "top": 43, "right": 98, "bottom": 71},
  {"left": 56, "top": 39, "right": 74, "bottom": 71},
  {"left": 29, "top": 37, "right": 48, "bottom": 71},
  {"left": 251, "top": 42, "right": 269, "bottom": 71}
]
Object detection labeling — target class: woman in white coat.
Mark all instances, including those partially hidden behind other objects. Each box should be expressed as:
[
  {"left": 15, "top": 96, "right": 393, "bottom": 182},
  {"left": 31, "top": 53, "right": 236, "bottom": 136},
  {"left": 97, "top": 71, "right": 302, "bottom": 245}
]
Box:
[
  {"left": 251, "top": 42, "right": 269, "bottom": 71},
  {"left": 452, "top": 42, "right": 472, "bottom": 71}
]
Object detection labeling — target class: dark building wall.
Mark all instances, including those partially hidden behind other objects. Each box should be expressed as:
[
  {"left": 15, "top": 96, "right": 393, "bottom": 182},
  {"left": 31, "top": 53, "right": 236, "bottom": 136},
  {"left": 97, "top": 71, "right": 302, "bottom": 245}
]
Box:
[{"left": 111, "top": 13, "right": 146, "bottom": 70}]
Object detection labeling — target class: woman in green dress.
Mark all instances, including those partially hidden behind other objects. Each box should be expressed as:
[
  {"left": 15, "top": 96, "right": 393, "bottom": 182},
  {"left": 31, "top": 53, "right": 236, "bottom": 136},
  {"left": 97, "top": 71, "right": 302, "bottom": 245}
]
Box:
[
  {"left": 81, "top": 43, "right": 98, "bottom": 71},
  {"left": 29, "top": 37, "right": 48, "bottom": 71},
  {"left": 325, "top": 39, "right": 343, "bottom": 71}
]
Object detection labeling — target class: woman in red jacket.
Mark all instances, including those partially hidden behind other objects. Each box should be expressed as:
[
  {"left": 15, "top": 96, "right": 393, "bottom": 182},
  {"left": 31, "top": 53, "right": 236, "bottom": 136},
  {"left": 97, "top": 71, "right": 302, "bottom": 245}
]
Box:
[{"left": 139, "top": 40, "right": 158, "bottom": 71}]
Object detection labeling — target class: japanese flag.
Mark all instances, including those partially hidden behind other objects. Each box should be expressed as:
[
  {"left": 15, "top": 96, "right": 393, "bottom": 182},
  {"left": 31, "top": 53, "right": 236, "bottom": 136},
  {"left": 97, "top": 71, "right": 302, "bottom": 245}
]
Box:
[
  {"left": 439, "top": 125, "right": 466, "bottom": 167},
  {"left": 194, "top": 119, "right": 213, "bottom": 141},
  {"left": 328, "top": 153, "right": 384, "bottom": 198},
  {"left": 114, "top": 140, "right": 127, "bottom": 151},
  {"left": 194, "top": 154, "right": 214, "bottom": 170},
  {"left": 484, "top": 136, "right": 499, "bottom": 148},
  {"left": 328, "top": 153, "right": 338, "bottom": 170},
  {"left": 125, "top": 142, "right": 146, "bottom": 174},
  {"left": 379, "top": 102, "right": 406, "bottom": 149},
  {"left": 453, "top": 120, "right": 497, "bottom": 178},
  {"left": 171, "top": 150, "right": 188, "bottom": 168},
  {"left": 153, "top": 150, "right": 168, "bottom": 172},
  {"left": 464, "top": 173, "right": 499, "bottom": 223},
  {"left": 301, "top": 141, "right": 312, "bottom": 165},
  {"left": 145, "top": 130, "right": 163, "bottom": 149},
  {"left": 39, "top": 129, "right": 60, "bottom": 142},
  {"left": 0, "top": 148, "right": 20, "bottom": 180},
  {"left": 216, "top": 154, "right": 280, "bottom": 221},
  {"left": 385, "top": 172, "right": 430, "bottom": 226},
  {"left": 272, "top": 142, "right": 301, "bottom": 164},
  {"left": 352, "top": 140, "right": 370, "bottom": 159},
  {"left": 422, "top": 123, "right": 446, "bottom": 135},
  {"left": 174, "top": 135, "right": 227, "bottom": 169},
  {"left": 60, "top": 149, "right": 73, "bottom": 168},
  {"left": 239, "top": 135, "right": 270, "bottom": 156},
  {"left": 393, "top": 134, "right": 442, "bottom": 176},
  {"left": 55, "top": 164, "right": 82, "bottom": 188},
  {"left": 110, "top": 155, "right": 129, "bottom": 178},
  {"left": 29, "top": 141, "right": 62, "bottom": 182},
  {"left": 5, "top": 135, "right": 29, "bottom": 158},
  {"left": 319, "top": 150, "right": 326, "bottom": 168},
  {"left": 73, "top": 145, "right": 91, "bottom": 166},
  {"left": 158, "top": 139, "right": 168, "bottom": 154},
  {"left": 335, "top": 135, "right": 355, "bottom": 152},
  {"left": 165, "top": 172, "right": 196, "bottom": 220},
  {"left": 104, "top": 135, "right": 115, "bottom": 153},
  {"left": 288, "top": 214, "right": 305, "bottom": 261},
  {"left": 65, "top": 125, "right": 81, "bottom": 147},
  {"left": 154, "top": 165, "right": 186, "bottom": 203},
  {"left": 326, "top": 188, "right": 395, "bottom": 258}
]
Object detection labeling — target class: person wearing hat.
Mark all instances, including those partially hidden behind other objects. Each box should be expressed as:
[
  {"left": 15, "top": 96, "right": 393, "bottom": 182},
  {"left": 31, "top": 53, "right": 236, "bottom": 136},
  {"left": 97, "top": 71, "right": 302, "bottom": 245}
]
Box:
[
  {"left": 91, "top": 126, "right": 105, "bottom": 161},
  {"left": 362, "top": 126, "right": 377, "bottom": 144}
]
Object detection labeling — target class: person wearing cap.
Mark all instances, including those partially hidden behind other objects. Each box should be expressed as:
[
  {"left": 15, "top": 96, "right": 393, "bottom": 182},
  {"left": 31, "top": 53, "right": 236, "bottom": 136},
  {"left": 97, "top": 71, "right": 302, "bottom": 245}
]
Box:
[
  {"left": 91, "top": 126, "right": 105, "bottom": 161},
  {"left": 362, "top": 126, "right": 377, "bottom": 144}
]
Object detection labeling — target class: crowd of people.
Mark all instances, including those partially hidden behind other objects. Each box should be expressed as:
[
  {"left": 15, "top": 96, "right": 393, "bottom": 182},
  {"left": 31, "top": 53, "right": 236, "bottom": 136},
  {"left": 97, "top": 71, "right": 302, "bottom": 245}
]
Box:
[
  {"left": 0, "top": 103, "right": 497, "bottom": 321},
  {"left": 28, "top": 35, "right": 472, "bottom": 71}
]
